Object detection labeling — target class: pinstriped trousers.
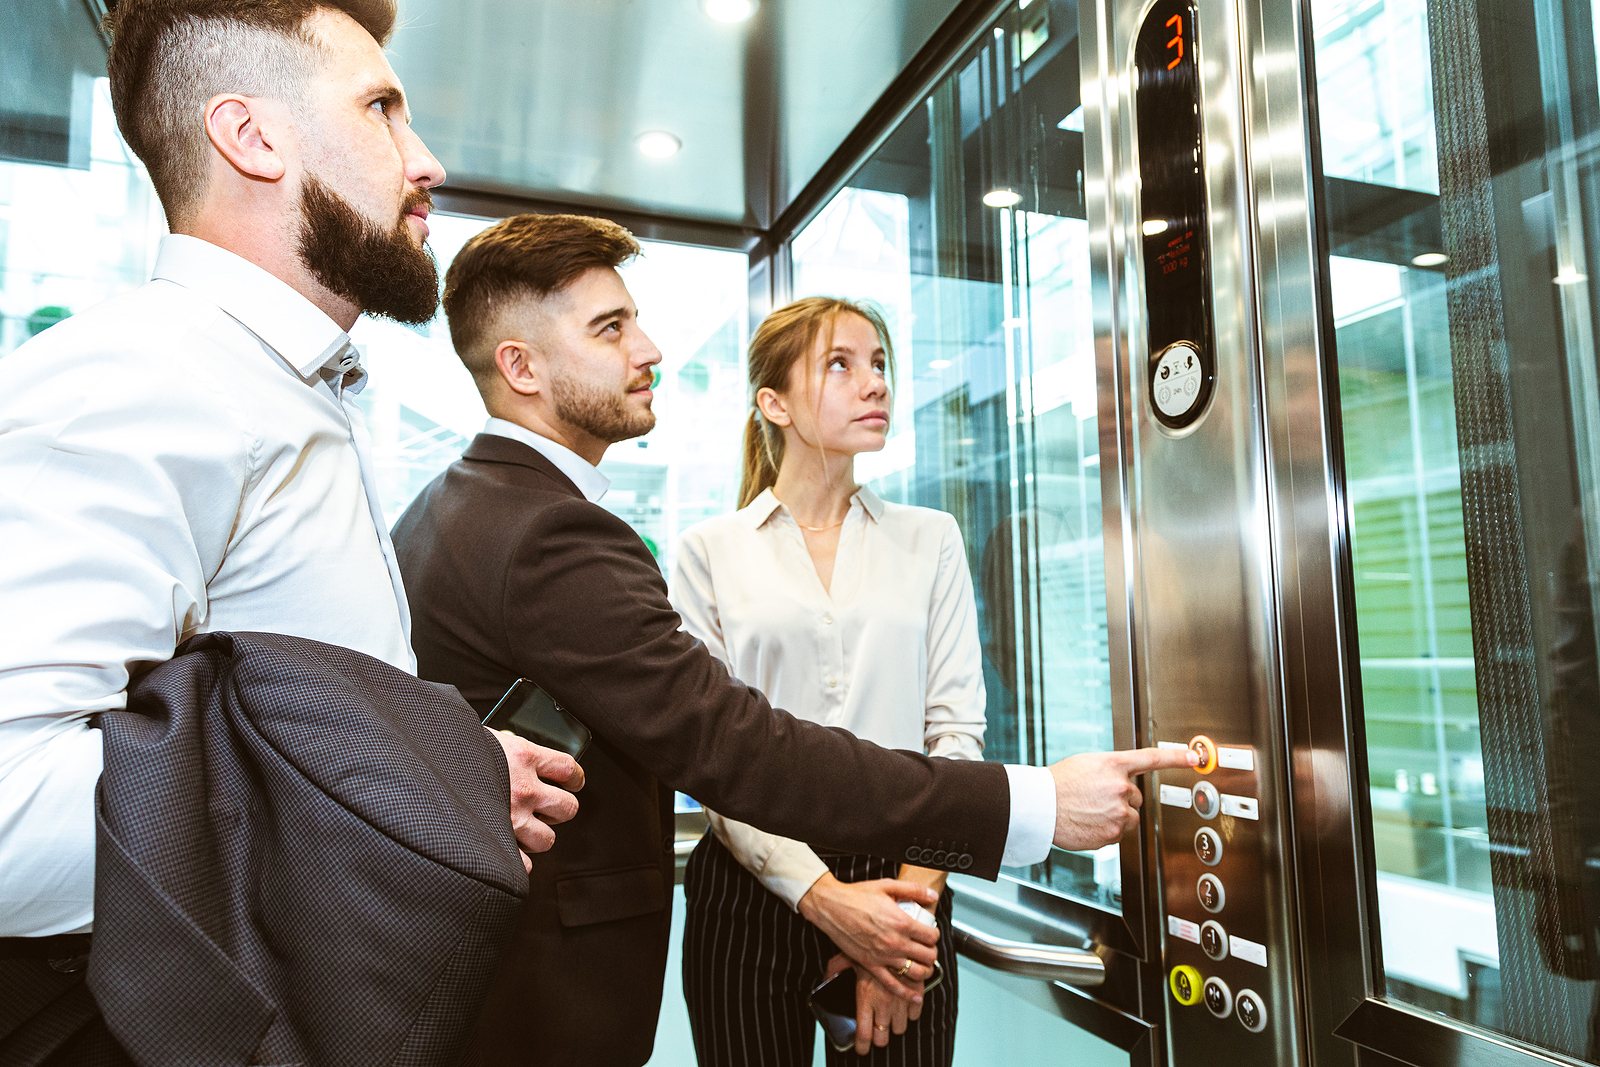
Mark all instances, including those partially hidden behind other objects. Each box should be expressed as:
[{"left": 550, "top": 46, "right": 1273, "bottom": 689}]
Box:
[{"left": 682, "top": 833, "right": 958, "bottom": 1067}]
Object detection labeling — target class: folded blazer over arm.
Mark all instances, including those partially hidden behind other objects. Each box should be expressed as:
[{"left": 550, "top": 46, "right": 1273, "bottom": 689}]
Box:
[
  {"left": 88, "top": 631, "right": 528, "bottom": 1067},
  {"left": 395, "top": 434, "right": 1013, "bottom": 880}
]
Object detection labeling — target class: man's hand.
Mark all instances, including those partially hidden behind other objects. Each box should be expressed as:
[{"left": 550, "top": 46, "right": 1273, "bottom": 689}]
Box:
[
  {"left": 489, "top": 729, "right": 586, "bottom": 870},
  {"left": 1050, "top": 747, "right": 1199, "bottom": 851},
  {"left": 798, "top": 873, "right": 939, "bottom": 998}
]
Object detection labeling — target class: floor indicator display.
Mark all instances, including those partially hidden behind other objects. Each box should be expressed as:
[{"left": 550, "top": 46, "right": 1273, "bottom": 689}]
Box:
[{"left": 1135, "top": 0, "right": 1215, "bottom": 431}]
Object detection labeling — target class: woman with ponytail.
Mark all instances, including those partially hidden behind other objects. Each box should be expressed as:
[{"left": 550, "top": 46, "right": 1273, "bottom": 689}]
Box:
[{"left": 670, "top": 297, "right": 985, "bottom": 1066}]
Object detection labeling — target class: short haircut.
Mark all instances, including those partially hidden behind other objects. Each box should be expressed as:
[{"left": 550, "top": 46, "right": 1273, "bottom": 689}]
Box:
[
  {"left": 105, "top": 0, "right": 397, "bottom": 227},
  {"left": 443, "top": 213, "right": 642, "bottom": 389}
]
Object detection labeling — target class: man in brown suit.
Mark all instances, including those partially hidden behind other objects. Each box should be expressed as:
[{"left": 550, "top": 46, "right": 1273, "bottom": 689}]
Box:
[{"left": 390, "top": 213, "right": 1195, "bottom": 1066}]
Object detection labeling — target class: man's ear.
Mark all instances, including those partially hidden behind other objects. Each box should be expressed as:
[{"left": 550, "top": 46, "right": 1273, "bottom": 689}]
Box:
[
  {"left": 204, "top": 95, "right": 287, "bottom": 182},
  {"left": 755, "top": 386, "right": 791, "bottom": 428},
  {"left": 495, "top": 340, "right": 542, "bottom": 397}
]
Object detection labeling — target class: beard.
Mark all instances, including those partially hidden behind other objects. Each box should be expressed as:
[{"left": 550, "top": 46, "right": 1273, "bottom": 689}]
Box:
[
  {"left": 296, "top": 176, "right": 439, "bottom": 326},
  {"left": 550, "top": 368, "right": 657, "bottom": 443}
]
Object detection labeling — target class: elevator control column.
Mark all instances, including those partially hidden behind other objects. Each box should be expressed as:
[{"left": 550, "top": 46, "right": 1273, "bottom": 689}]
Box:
[{"left": 1125, "top": 0, "right": 1301, "bottom": 1063}]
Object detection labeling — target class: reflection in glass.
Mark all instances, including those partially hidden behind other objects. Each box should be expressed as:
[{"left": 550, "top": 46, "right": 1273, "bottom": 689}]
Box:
[
  {"left": 1316, "top": 0, "right": 1600, "bottom": 1055},
  {"left": 792, "top": 1, "right": 1121, "bottom": 910}
]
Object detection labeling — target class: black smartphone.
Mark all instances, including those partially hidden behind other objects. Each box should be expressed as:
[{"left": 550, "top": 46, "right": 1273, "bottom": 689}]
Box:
[
  {"left": 481, "top": 678, "right": 592, "bottom": 762},
  {"left": 807, "top": 962, "right": 943, "bottom": 1052}
]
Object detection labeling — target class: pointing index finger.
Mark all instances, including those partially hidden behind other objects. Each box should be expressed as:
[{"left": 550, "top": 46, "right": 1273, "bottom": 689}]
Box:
[{"left": 1119, "top": 746, "right": 1202, "bottom": 774}]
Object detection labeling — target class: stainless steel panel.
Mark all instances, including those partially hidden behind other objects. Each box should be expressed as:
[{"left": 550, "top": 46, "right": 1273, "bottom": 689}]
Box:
[{"left": 1090, "top": 0, "right": 1307, "bottom": 1061}]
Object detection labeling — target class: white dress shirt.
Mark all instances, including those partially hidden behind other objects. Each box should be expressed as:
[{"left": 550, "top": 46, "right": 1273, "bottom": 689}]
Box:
[
  {"left": 672, "top": 487, "right": 1057, "bottom": 908},
  {"left": 0, "top": 234, "right": 414, "bottom": 937},
  {"left": 481, "top": 417, "right": 610, "bottom": 502}
]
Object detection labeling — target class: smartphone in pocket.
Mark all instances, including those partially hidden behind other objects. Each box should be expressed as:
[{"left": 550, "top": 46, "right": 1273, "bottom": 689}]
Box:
[{"left": 481, "top": 678, "right": 592, "bottom": 762}]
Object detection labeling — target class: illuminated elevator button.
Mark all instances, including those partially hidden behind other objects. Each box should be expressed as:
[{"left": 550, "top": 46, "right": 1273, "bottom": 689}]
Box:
[
  {"left": 1200, "top": 920, "right": 1228, "bottom": 961},
  {"left": 1197, "top": 873, "right": 1225, "bottom": 913},
  {"left": 1160, "top": 783, "right": 1193, "bottom": 807},
  {"left": 1203, "top": 976, "right": 1233, "bottom": 1018},
  {"left": 1229, "top": 935, "right": 1268, "bottom": 968},
  {"left": 1217, "top": 745, "right": 1254, "bottom": 770},
  {"left": 1194, "top": 827, "right": 1223, "bottom": 866},
  {"left": 1167, "top": 915, "right": 1200, "bottom": 944},
  {"left": 1189, "top": 734, "right": 1218, "bottom": 774},
  {"left": 1169, "top": 965, "right": 1203, "bottom": 1006},
  {"left": 1192, "top": 781, "right": 1220, "bottom": 819},
  {"left": 1236, "top": 989, "right": 1268, "bottom": 1033},
  {"left": 1220, "top": 794, "right": 1258, "bottom": 820}
]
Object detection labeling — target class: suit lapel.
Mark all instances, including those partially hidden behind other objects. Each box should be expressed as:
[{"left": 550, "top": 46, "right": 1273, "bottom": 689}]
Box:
[{"left": 462, "top": 434, "right": 585, "bottom": 499}]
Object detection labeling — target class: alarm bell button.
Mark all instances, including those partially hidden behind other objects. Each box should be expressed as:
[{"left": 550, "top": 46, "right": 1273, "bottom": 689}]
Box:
[
  {"left": 1189, "top": 735, "right": 1218, "bottom": 774},
  {"left": 1169, "top": 964, "right": 1203, "bottom": 1006}
]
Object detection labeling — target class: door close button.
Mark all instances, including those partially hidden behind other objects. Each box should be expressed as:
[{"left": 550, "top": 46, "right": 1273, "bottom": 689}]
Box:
[{"left": 1203, "top": 976, "right": 1233, "bottom": 1018}]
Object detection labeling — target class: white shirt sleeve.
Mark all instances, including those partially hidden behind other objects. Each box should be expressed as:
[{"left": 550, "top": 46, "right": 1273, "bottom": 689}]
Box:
[
  {"left": 1000, "top": 764, "right": 1058, "bottom": 868},
  {"left": 0, "top": 335, "right": 245, "bottom": 936},
  {"left": 922, "top": 517, "right": 985, "bottom": 762}
]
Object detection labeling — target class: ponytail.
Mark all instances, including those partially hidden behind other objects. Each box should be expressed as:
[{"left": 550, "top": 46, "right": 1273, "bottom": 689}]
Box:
[{"left": 738, "top": 409, "right": 783, "bottom": 509}]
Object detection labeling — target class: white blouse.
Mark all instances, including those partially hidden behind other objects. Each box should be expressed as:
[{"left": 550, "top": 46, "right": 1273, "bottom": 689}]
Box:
[{"left": 671, "top": 486, "right": 986, "bottom": 908}]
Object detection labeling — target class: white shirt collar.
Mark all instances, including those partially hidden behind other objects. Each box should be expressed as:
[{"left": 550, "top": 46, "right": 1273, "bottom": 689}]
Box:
[
  {"left": 481, "top": 417, "right": 611, "bottom": 503},
  {"left": 742, "top": 485, "right": 884, "bottom": 527},
  {"left": 151, "top": 234, "right": 362, "bottom": 386}
]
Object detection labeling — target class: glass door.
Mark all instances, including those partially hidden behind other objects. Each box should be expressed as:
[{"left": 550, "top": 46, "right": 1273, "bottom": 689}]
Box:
[{"left": 1280, "top": 0, "right": 1600, "bottom": 1060}]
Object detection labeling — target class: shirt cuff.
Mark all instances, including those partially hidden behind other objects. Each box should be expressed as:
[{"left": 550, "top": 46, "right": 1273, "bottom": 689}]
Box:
[{"left": 1000, "top": 764, "right": 1056, "bottom": 868}]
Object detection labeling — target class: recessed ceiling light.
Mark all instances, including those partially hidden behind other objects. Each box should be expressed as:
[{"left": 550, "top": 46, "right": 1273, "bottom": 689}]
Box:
[
  {"left": 1410, "top": 252, "right": 1447, "bottom": 267},
  {"left": 636, "top": 131, "right": 682, "bottom": 158},
  {"left": 704, "top": 0, "right": 755, "bottom": 21},
  {"left": 929, "top": 359, "right": 952, "bottom": 369},
  {"left": 1556, "top": 268, "right": 1588, "bottom": 286},
  {"left": 983, "top": 188, "right": 1021, "bottom": 208},
  {"left": 1143, "top": 219, "right": 1169, "bottom": 236}
]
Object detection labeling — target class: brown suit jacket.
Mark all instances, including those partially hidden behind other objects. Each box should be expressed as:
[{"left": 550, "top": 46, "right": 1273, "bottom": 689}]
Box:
[{"left": 390, "top": 433, "right": 1011, "bottom": 1066}]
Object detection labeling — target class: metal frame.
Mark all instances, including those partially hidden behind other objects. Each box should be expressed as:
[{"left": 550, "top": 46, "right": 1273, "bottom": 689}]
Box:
[{"left": 431, "top": 187, "right": 761, "bottom": 253}]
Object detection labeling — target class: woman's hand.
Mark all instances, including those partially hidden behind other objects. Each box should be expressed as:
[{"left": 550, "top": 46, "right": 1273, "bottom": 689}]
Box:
[
  {"left": 798, "top": 873, "right": 939, "bottom": 997},
  {"left": 821, "top": 954, "right": 926, "bottom": 1056}
]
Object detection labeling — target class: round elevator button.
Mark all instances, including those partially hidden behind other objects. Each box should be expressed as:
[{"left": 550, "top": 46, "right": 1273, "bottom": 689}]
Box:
[
  {"left": 1169, "top": 965, "right": 1203, "bottom": 1006},
  {"left": 1194, "top": 827, "right": 1223, "bottom": 865},
  {"left": 1200, "top": 920, "right": 1228, "bottom": 961},
  {"left": 1197, "top": 873, "right": 1226, "bottom": 913},
  {"left": 1203, "top": 976, "right": 1233, "bottom": 1018},
  {"left": 1192, "top": 781, "right": 1220, "bottom": 819},
  {"left": 1189, "top": 734, "right": 1218, "bottom": 774},
  {"left": 1236, "top": 989, "right": 1268, "bottom": 1033}
]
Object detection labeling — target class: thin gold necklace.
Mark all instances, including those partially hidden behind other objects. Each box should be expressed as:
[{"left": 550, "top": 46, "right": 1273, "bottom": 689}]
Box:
[{"left": 796, "top": 519, "right": 844, "bottom": 532}]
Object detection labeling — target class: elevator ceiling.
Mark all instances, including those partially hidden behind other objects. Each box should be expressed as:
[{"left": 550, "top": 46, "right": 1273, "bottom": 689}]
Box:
[{"left": 386, "top": 0, "right": 963, "bottom": 229}]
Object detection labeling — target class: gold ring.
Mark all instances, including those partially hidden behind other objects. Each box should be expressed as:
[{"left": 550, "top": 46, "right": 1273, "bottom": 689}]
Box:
[
  {"left": 875, "top": 1025, "right": 888, "bottom": 1031},
  {"left": 896, "top": 959, "right": 914, "bottom": 978}
]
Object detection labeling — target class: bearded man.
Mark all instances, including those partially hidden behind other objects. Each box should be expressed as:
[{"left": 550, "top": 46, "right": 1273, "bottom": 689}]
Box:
[
  {"left": 0, "top": 1, "right": 581, "bottom": 1060},
  {"left": 391, "top": 213, "right": 1198, "bottom": 1066}
]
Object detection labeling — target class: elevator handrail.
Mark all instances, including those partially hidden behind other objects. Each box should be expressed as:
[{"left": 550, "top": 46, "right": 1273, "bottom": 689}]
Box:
[{"left": 950, "top": 919, "right": 1106, "bottom": 986}]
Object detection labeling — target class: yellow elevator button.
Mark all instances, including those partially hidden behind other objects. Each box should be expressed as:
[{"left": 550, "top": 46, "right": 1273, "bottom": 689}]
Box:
[
  {"left": 1189, "top": 735, "right": 1218, "bottom": 774},
  {"left": 1169, "top": 964, "right": 1203, "bottom": 1006}
]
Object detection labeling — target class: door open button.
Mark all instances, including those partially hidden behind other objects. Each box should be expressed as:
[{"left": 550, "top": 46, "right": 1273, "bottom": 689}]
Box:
[
  {"left": 1195, "top": 826, "right": 1223, "bottom": 865},
  {"left": 1236, "top": 989, "right": 1268, "bottom": 1033}
]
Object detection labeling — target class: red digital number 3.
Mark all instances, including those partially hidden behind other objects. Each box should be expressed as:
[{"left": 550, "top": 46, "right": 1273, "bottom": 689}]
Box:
[{"left": 1166, "top": 14, "right": 1184, "bottom": 70}]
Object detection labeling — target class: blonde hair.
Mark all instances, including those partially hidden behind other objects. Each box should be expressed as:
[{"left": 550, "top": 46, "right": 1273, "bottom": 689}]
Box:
[{"left": 738, "top": 297, "right": 896, "bottom": 509}]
